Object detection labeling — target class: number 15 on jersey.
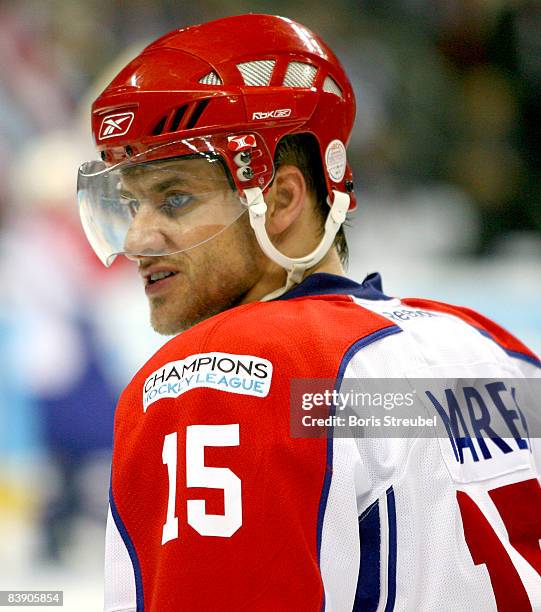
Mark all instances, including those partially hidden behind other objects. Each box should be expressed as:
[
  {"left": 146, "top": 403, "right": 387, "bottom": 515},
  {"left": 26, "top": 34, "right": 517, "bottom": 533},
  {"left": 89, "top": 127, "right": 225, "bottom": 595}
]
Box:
[{"left": 162, "top": 424, "right": 243, "bottom": 543}]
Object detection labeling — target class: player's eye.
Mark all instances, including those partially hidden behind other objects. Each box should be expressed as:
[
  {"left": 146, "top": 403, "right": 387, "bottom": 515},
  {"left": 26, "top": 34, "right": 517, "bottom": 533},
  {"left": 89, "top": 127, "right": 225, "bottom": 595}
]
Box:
[{"left": 160, "top": 192, "right": 195, "bottom": 217}]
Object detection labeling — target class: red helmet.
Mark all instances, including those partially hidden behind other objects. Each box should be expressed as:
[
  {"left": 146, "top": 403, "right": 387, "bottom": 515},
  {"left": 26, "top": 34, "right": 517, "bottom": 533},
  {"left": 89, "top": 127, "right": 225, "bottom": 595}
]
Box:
[
  {"left": 80, "top": 15, "right": 355, "bottom": 296},
  {"left": 91, "top": 13, "right": 356, "bottom": 209}
]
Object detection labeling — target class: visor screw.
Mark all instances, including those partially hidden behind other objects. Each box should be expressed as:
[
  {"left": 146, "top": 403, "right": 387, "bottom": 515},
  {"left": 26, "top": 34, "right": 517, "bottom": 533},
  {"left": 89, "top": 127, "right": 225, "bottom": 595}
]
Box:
[
  {"left": 242, "top": 167, "right": 254, "bottom": 180},
  {"left": 240, "top": 151, "right": 251, "bottom": 164},
  {"left": 125, "top": 145, "right": 134, "bottom": 157},
  {"left": 345, "top": 180, "right": 354, "bottom": 193},
  {"left": 100, "top": 150, "right": 107, "bottom": 161}
]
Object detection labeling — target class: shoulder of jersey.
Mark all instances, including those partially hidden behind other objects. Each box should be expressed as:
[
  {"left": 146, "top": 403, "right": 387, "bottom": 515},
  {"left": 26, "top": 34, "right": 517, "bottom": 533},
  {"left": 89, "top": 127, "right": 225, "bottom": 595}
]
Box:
[
  {"left": 128, "top": 286, "right": 540, "bottom": 395},
  {"left": 400, "top": 296, "right": 540, "bottom": 368}
]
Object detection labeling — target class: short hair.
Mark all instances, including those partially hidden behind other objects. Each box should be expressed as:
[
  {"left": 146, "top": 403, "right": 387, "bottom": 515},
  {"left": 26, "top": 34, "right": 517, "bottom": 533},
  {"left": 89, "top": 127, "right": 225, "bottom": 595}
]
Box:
[{"left": 274, "top": 133, "right": 349, "bottom": 265}]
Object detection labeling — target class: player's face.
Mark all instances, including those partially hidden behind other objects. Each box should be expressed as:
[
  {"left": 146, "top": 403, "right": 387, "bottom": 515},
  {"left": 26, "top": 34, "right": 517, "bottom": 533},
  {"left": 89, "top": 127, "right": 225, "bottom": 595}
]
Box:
[{"left": 121, "top": 158, "right": 265, "bottom": 334}]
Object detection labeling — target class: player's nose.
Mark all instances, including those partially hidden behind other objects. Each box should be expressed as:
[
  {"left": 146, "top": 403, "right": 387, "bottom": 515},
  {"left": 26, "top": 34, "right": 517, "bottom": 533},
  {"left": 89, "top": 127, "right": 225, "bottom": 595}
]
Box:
[{"left": 123, "top": 206, "right": 169, "bottom": 260}]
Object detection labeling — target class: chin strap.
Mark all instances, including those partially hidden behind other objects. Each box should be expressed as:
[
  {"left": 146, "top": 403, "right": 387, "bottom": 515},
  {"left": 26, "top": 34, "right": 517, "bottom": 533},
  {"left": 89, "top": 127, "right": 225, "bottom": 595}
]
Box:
[{"left": 243, "top": 187, "right": 350, "bottom": 301}]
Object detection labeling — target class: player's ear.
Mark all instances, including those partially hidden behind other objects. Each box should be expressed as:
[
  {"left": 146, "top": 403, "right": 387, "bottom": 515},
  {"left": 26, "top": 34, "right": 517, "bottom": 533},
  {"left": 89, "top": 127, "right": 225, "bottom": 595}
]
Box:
[{"left": 264, "top": 164, "right": 307, "bottom": 236}]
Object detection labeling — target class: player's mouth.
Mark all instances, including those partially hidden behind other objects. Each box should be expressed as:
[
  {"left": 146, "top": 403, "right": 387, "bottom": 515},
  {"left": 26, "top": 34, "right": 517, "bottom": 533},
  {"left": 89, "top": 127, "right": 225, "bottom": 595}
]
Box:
[{"left": 142, "top": 268, "right": 180, "bottom": 296}]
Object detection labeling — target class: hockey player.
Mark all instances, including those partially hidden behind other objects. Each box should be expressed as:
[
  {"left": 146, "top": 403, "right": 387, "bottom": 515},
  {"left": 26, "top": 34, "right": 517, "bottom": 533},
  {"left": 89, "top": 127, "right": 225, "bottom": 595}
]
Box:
[{"left": 77, "top": 14, "right": 541, "bottom": 611}]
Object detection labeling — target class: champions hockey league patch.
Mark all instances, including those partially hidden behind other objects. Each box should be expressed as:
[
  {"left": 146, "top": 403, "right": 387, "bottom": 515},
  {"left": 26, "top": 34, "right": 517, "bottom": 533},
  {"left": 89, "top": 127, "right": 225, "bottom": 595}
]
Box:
[{"left": 143, "top": 352, "right": 273, "bottom": 411}]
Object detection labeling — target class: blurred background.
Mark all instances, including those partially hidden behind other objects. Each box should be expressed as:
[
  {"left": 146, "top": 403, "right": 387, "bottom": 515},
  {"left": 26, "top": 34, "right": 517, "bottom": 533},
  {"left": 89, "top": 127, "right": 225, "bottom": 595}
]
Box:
[{"left": 0, "top": 0, "right": 539, "bottom": 609}]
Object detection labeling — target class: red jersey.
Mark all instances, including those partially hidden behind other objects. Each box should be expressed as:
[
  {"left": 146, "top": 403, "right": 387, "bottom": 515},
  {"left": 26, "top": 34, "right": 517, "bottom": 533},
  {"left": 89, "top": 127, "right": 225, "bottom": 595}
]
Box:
[{"left": 105, "top": 273, "right": 541, "bottom": 611}]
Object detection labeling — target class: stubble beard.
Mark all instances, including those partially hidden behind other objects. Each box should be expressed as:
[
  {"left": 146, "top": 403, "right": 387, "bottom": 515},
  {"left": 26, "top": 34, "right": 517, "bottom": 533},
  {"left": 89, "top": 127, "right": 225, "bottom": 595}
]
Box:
[
  {"left": 148, "top": 218, "right": 263, "bottom": 335},
  {"left": 148, "top": 278, "right": 249, "bottom": 335}
]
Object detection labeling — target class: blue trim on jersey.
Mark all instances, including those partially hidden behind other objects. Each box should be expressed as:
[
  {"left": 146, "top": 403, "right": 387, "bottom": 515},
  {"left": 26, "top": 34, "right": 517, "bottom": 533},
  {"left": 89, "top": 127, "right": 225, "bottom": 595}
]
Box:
[
  {"left": 110, "top": 486, "right": 144, "bottom": 611},
  {"left": 279, "top": 272, "right": 393, "bottom": 301},
  {"left": 384, "top": 486, "right": 397, "bottom": 612},
  {"left": 475, "top": 328, "right": 541, "bottom": 369},
  {"left": 354, "top": 500, "right": 381, "bottom": 612},
  {"left": 316, "top": 431, "right": 334, "bottom": 572},
  {"left": 317, "top": 324, "right": 402, "bottom": 611}
]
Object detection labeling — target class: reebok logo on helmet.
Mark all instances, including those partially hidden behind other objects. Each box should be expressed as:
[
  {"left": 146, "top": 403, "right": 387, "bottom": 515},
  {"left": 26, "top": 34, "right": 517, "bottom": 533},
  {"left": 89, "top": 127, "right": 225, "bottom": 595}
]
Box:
[
  {"left": 99, "top": 112, "right": 135, "bottom": 140},
  {"left": 252, "top": 109, "right": 292, "bottom": 120}
]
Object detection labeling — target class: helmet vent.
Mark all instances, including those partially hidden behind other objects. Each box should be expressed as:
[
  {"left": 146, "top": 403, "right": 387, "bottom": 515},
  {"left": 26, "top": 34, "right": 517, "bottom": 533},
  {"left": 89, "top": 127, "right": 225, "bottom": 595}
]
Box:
[
  {"left": 150, "top": 100, "right": 210, "bottom": 136},
  {"left": 323, "top": 76, "right": 343, "bottom": 98},
  {"left": 185, "top": 98, "right": 211, "bottom": 129},
  {"left": 199, "top": 71, "right": 223, "bottom": 85},
  {"left": 237, "top": 60, "right": 275, "bottom": 86},
  {"left": 169, "top": 105, "right": 188, "bottom": 132},
  {"left": 152, "top": 115, "right": 167, "bottom": 136},
  {"left": 283, "top": 62, "right": 317, "bottom": 88}
]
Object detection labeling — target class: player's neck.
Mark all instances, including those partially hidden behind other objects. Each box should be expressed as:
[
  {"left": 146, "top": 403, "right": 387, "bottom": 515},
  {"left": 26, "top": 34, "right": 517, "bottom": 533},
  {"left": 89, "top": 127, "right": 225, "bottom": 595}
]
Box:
[
  {"left": 240, "top": 248, "right": 344, "bottom": 304},
  {"left": 310, "top": 248, "right": 345, "bottom": 277}
]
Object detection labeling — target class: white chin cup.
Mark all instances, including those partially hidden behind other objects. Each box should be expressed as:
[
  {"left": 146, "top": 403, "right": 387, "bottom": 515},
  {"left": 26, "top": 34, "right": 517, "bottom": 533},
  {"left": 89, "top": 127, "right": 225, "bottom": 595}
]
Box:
[{"left": 243, "top": 187, "right": 350, "bottom": 301}]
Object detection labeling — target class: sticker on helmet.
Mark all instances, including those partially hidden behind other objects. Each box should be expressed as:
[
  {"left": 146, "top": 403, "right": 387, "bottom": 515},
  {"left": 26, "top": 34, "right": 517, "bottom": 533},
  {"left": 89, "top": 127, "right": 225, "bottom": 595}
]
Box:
[
  {"left": 98, "top": 112, "right": 135, "bottom": 140},
  {"left": 227, "top": 134, "right": 257, "bottom": 151},
  {"left": 325, "top": 139, "right": 347, "bottom": 183}
]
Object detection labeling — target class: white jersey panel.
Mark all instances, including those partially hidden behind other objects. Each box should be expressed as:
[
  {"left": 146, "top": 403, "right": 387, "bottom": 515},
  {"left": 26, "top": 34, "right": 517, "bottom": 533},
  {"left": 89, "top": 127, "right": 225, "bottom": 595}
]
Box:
[
  {"left": 104, "top": 506, "right": 137, "bottom": 612},
  {"left": 341, "top": 333, "right": 501, "bottom": 611},
  {"left": 319, "top": 437, "right": 366, "bottom": 611},
  {"left": 318, "top": 296, "right": 541, "bottom": 611}
]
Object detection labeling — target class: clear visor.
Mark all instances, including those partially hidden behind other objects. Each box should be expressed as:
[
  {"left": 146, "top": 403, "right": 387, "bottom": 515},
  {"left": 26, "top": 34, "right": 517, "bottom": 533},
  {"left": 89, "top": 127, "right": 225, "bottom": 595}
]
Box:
[{"left": 77, "top": 141, "right": 248, "bottom": 266}]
